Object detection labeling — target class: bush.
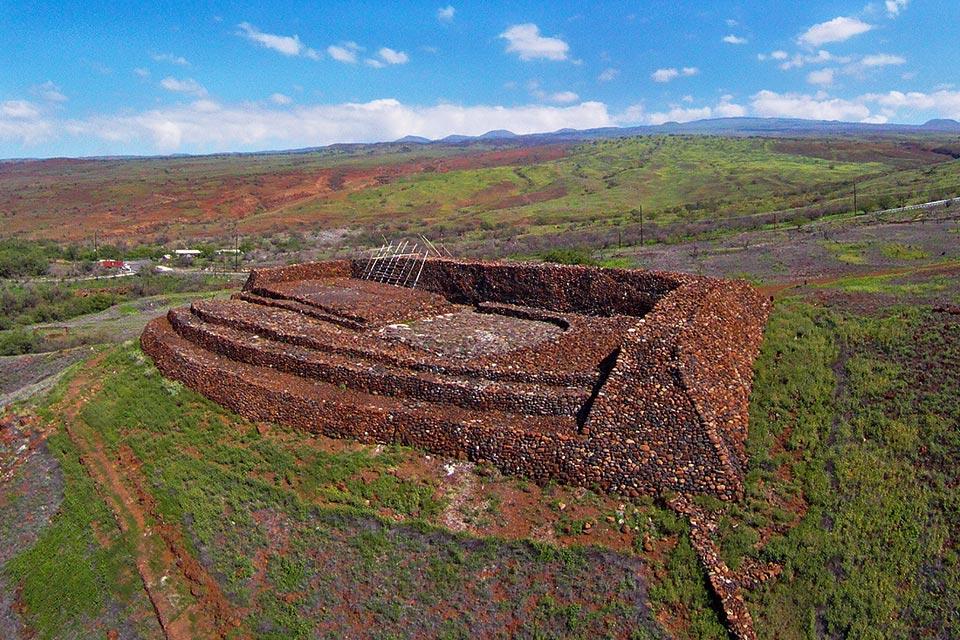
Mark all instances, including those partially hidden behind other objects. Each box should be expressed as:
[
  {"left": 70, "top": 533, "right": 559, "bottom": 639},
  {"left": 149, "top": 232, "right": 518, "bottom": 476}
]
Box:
[
  {"left": 0, "top": 327, "right": 41, "bottom": 355},
  {"left": 539, "top": 247, "right": 599, "bottom": 266}
]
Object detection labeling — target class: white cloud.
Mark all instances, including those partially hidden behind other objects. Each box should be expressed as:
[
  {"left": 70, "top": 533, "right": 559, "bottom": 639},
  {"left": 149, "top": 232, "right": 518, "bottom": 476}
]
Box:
[
  {"left": 647, "top": 105, "right": 713, "bottom": 125},
  {"left": 160, "top": 77, "right": 208, "bottom": 97},
  {"left": 0, "top": 99, "right": 54, "bottom": 145},
  {"left": 598, "top": 67, "right": 619, "bottom": 82},
  {"left": 134, "top": 67, "right": 151, "bottom": 78},
  {"left": 771, "top": 50, "right": 789, "bottom": 60},
  {"left": 328, "top": 42, "right": 360, "bottom": 64},
  {"left": 191, "top": 99, "right": 221, "bottom": 113},
  {"left": 549, "top": 91, "right": 579, "bottom": 104},
  {"left": 798, "top": 17, "right": 872, "bottom": 47},
  {"left": 652, "top": 68, "right": 679, "bottom": 82},
  {"left": 237, "top": 22, "right": 321, "bottom": 60},
  {"left": 860, "top": 53, "right": 906, "bottom": 67},
  {"left": 863, "top": 90, "right": 960, "bottom": 119},
  {"left": 63, "top": 98, "right": 614, "bottom": 153},
  {"left": 778, "top": 50, "right": 840, "bottom": 70},
  {"left": 499, "top": 23, "right": 569, "bottom": 61},
  {"left": 682, "top": 66, "right": 699, "bottom": 76},
  {"left": 1, "top": 100, "right": 40, "bottom": 119},
  {"left": 751, "top": 89, "right": 871, "bottom": 120},
  {"left": 715, "top": 94, "right": 747, "bottom": 117},
  {"left": 437, "top": 5, "right": 455, "bottom": 22},
  {"left": 32, "top": 81, "right": 67, "bottom": 102},
  {"left": 616, "top": 95, "right": 745, "bottom": 125},
  {"left": 722, "top": 34, "right": 748, "bottom": 45},
  {"left": 807, "top": 68, "right": 836, "bottom": 86},
  {"left": 378, "top": 47, "right": 409, "bottom": 65},
  {"left": 151, "top": 52, "right": 189, "bottom": 66},
  {"left": 270, "top": 93, "right": 293, "bottom": 105},
  {"left": 885, "top": 0, "right": 908, "bottom": 17}
]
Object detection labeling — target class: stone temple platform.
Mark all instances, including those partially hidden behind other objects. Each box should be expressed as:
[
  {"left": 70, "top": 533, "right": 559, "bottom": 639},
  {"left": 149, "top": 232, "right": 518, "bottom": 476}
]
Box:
[{"left": 141, "top": 257, "right": 771, "bottom": 501}]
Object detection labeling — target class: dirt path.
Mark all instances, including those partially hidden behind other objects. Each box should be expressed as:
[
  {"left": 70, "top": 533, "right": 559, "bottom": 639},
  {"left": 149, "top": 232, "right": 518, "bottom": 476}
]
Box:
[{"left": 54, "top": 353, "right": 242, "bottom": 640}]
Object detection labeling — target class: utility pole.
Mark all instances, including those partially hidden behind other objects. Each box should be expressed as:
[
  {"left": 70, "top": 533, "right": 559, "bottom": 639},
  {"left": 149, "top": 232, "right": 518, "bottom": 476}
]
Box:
[
  {"left": 94, "top": 230, "right": 99, "bottom": 261},
  {"left": 639, "top": 204, "right": 644, "bottom": 246},
  {"left": 234, "top": 234, "right": 239, "bottom": 271}
]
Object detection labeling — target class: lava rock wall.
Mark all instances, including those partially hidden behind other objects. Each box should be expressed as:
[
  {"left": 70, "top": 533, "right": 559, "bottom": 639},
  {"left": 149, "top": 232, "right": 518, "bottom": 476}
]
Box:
[{"left": 143, "top": 258, "right": 771, "bottom": 501}]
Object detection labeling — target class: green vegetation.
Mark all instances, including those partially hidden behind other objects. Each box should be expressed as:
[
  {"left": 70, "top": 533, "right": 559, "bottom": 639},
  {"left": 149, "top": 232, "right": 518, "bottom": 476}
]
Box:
[
  {"left": 880, "top": 242, "right": 928, "bottom": 261},
  {"left": 822, "top": 240, "right": 869, "bottom": 264},
  {"left": 0, "top": 272, "right": 237, "bottom": 355},
  {"left": 540, "top": 247, "right": 600, "bottom": 266},
  {"left": 708, "top": 299, "right": 960, "bottom": 639},
  {"left": 4, "top": 343, "right": 663, "bottom": 638}
]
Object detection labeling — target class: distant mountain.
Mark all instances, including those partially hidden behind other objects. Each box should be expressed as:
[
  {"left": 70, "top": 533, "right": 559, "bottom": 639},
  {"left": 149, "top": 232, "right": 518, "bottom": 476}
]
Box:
[
  {"left": 394, "top": 135, "right": 431, "bottom": 144},
  {"left": 389, "top": 117, "right": 960, "bottom": 149},
  {"left": 478, "top": 129, "right": 518, "bottom": 140},
  {"left": 920, "top": 118, "right": 960, "bottom": 131}
]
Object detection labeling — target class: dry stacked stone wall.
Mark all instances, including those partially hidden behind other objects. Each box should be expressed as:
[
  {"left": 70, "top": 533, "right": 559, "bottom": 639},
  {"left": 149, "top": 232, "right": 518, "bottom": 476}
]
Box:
[{"left": 142, "top": 257, "right": 771, "bottom": 501}]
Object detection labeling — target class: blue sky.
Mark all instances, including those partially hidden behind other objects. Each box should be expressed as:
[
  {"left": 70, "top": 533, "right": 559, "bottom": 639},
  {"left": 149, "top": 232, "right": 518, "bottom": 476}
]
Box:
[{"left": 1, "top": 0, "right": 958, "bottom": 157}]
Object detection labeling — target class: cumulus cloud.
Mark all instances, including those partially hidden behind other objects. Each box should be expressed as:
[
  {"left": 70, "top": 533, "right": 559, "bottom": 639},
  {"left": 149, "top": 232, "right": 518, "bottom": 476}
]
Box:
[
  {"left": 807, "top": 68, "right": 836, "bottom": 86},
  {"left": 437, "top": 5, "right": 455, "bottom": 22},
  {"left": 32, "top": 81, "right": 67, "bottom": 102},
  {"left": 526, "top": 80, "right": 579, "bottom": 104},
  {"left": 751, "top": 89, "right": 872, "bottom": 121},
  {"left": 615, "top": 95, "right": 745, "bottom": 125},
  {"left": 270, "top": 93, "right": 292, "bottom": 105},
  {"left": 549, "top": 91, "right": 579, "bottom": 104},
  {"left": 61, "top": 99, "right": 613, "bottom": 153},
  {"left": 885, "top": 0, "right": 908, "bottom": 17},
  {"left": 499, "top": 24, "right": 569, "bottom": 61},
  {"left": 237, "top": 22, "right": 321, "bottom": 60},
  {"left": 798, "top": 17, "right": 872, "bottom": 47},
  {"left": 651, "top": 68, "right": 678, "bottom": 82},
  {"left": 722, "top": 34, "right": 748, "bottom": 45},
  {"left": 646, "top": 106, "right": 712, "bottom": 125},
  {"left": 134, "top": 67, "right": 151, "bottom": 78},
  {"left": 778, "top": 50, "right": 841, "bottom": 70},
  {"left": 0, "top": 100, "right": 54, "bottom": 144},
  {"left": 715, "top": 94, "right": 747, "bottom": 117},
  {"left": 651, "top": 67, "right": 697, "bottom": 82},
  {"left": 377, "top": 47, "right": 409, "bottom": 65},
  {"left": 597, "top": 67, "right": 619, "bottom": 83},
  {"left": 860, "top": 53, "right": 906, "bottom": 67},
  {"left": 151, "top": 52, "right": 189, "bottom": 66},
  {"left": 160, "top": 77, "right": 208, "bottom": 97},
  {"left": 1, "top": 100, "right": 41, "bottom": 119},
  {"left": 864, "top": 89, "right": 960, "bottom": 119},
  {"left": 328, "top": 42, "right": 360, "bottom": 64}
]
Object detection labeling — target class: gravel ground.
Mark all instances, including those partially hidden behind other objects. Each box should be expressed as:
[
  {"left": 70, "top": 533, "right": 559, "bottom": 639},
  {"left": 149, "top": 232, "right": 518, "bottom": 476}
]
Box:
[
  {"left": 620, "top": 213, "right": 960, "bottom": 283},
  {"left": 378, "top": 308, "right": 564, "bottom": 359},
  {"left": 0, "top": 415, "right": 65, "bottom": 640}
]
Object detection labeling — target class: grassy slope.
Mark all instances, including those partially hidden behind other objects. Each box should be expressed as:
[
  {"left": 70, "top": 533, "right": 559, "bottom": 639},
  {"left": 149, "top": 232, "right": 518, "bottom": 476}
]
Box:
[
  {"left": 262, "top": 137, "right": 895, "bottom": 238},
  {"left": 5, "top": 345, "right": 667, "bottom": 639},
  {"left": 3, "top": 135, "right": 956, "bottom": 246}
]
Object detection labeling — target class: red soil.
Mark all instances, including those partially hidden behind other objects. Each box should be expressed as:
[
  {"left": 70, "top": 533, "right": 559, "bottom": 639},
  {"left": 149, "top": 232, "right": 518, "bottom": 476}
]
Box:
[{"left": 0, "top": 145, "right": 570, "bottom": 241}]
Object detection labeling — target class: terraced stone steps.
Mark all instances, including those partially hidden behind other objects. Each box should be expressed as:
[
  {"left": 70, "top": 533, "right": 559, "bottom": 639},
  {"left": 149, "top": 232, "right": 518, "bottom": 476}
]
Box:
[
  {"left": 144, "top": 317, "right": 579, "bottom": 439},
  {"left": 233, "top": 291, "right": 365, "bottom": 330},
  {"left": 200, "top": 298, "right": 600, "bottom": 387},
  {"left": 169, "top": 306, "right": 590, "bottom": 417}
]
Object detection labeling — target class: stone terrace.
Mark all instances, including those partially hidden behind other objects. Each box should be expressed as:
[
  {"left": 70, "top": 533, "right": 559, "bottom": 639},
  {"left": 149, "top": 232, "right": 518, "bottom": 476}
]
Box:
[{"left": 142, "top": 257, "right": 771, "bottom": 502}]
